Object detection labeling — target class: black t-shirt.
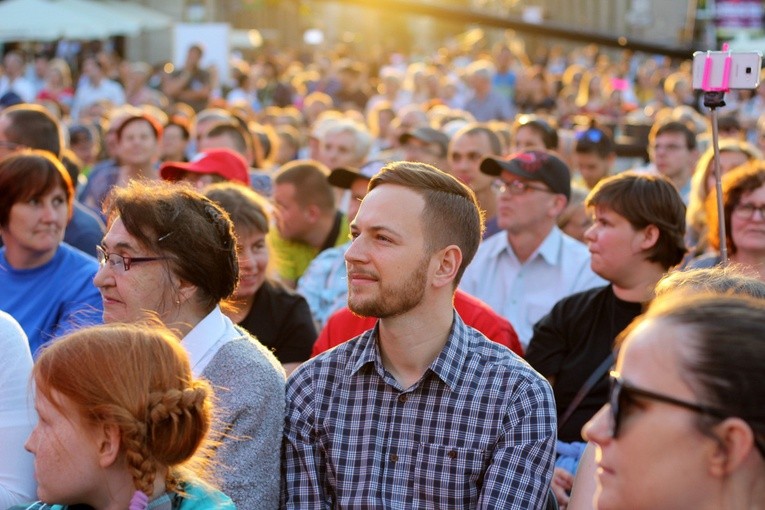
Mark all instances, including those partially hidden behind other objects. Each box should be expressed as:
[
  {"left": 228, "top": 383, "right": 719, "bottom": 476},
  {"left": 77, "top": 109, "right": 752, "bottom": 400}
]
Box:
[
  {"left": 525, "top": 285, "right": 644, "bottom": 442},
  {"left": 237, "top": 280, "right": 317, "bottom": 364}
]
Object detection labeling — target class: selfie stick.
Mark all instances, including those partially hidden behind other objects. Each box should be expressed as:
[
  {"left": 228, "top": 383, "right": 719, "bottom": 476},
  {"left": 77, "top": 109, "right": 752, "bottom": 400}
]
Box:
[{"left": 700, "top": 44, "right": 731, "bottom": 264}]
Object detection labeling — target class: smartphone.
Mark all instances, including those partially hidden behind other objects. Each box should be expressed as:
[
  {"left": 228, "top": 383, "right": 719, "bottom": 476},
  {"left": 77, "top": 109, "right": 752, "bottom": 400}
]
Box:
[{"left": 692, "top": 51, "right": 762, "bottom": 90}]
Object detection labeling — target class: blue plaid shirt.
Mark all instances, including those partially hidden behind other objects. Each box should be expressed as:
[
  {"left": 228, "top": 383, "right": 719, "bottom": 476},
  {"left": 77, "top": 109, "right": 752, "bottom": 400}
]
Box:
[{"left": 282, "top": 313, "right": 557, "bottom": 509}]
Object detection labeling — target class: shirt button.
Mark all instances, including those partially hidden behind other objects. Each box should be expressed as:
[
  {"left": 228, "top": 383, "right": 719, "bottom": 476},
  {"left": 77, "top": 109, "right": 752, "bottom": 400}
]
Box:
[
  {"left": 448, "top": 450, "right": 457, "bottom": 459},
  {"left": 398, "top": 394, "right": 408, "bottom": 403},
  {"left": 390, "top": 453, "right": 398, "bottom": 462}
]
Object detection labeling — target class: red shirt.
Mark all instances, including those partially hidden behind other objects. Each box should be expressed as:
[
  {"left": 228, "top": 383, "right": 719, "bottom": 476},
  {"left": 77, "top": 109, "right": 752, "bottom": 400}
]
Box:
[{"left": 312, "top": 289, "right": 523, "bottom": 357}]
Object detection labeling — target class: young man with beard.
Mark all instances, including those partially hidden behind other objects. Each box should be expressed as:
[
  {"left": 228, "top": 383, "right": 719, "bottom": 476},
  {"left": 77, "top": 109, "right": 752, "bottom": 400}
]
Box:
[{"left": 282, "top": 161, "right": 557, "bottom": 509}]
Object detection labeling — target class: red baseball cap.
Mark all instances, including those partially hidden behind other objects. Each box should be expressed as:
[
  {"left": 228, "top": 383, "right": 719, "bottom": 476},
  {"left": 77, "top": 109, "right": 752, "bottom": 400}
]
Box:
[{"left": 160, "top": 148, "right": 251, "bottom": 186}]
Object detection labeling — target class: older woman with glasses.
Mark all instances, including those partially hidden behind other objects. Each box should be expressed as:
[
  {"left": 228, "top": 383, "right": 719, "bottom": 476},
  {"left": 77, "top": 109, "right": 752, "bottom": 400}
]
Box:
[
  {"left": 688, "top": 160, "right": 765, "bottom": 281},
  {"left": 92, "top": 180, "right": 285, "bottom": 510},
  {"left": 581, "top": 293, "right": 765, "bottom": 510},
  {"left": 0, "top": 151, "right": 102, "bottom": 355}
]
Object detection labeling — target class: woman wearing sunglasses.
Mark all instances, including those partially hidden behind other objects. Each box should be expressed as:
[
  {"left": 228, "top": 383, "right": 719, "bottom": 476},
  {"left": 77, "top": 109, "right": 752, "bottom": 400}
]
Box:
[{"left": 581, "top": 293, "right": 765, "bottom": 509}]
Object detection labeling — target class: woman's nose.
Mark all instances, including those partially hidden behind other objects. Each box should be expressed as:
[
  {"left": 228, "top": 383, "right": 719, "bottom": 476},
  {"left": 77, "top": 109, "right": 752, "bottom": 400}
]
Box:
[{"left": 582, "top": 405, "right": 612, "bottom": 446}]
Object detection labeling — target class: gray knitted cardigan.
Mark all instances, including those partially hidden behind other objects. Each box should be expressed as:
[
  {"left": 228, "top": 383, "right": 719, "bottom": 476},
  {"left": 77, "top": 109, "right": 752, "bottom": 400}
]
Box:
[{"left": 202, "top": 327, "right": 286, "bottom": 510}]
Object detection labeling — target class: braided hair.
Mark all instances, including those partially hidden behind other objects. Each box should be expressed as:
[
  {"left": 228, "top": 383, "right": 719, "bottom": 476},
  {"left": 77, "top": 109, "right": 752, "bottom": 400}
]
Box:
[{"left": 33, "top": 321, "right": 215, "bottom": 506}]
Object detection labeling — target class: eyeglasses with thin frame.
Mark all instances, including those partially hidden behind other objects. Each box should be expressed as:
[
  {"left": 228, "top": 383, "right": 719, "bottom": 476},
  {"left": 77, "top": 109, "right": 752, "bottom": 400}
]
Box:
[
  {"left": 608, "top": 372, "right": 765, "bottom": 457},
  {"left": 733, "top": 202, "right": 765, "bottom": 221},
  {"left": 492, "top": 178, "right": 554, "bottom": 196},
  {"left": 96, "top": 245, "right": 168, "bottom": 272}
]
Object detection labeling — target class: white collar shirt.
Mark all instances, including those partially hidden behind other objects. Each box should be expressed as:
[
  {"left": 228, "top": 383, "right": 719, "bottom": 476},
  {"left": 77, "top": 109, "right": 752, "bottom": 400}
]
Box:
[
  {"left": 182, "top": 305, "right": 238, "bottom": 377},
  {"left": 460, "top": 227, "right": 606, "bottom": 348}
]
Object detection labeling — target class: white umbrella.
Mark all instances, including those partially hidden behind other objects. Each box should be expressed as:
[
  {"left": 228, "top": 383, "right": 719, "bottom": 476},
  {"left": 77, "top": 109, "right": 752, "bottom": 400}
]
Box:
[
  {"left": 50, "top": 0, "right": 142, "bottom": 36},
  {"left": 0, "top": 0, "right": 116, "bottom": 41},
  {"left": 101, "top": 0, "right": 174, "bottom": 31}
]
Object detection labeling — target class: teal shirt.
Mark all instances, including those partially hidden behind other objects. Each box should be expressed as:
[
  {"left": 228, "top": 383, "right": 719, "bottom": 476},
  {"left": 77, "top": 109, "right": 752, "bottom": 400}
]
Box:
[{"left": 9, "top": 480, "right": 236, "bottom": 510}]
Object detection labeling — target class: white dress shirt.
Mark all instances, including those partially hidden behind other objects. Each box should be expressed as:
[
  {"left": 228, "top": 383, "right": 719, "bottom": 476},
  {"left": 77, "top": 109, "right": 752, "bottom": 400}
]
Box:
[{"left": 460, "top": 227, "right": 606, "bottom": 348}]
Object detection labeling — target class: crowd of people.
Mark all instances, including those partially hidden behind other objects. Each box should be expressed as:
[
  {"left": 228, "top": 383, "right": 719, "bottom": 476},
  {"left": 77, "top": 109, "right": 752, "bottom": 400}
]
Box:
[{"left": 1, "top": 33, "right": 764, "bottom": 510}]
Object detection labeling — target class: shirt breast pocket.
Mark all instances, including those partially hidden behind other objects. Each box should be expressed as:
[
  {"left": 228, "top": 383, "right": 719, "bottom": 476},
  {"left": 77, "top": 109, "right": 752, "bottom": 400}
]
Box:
[{"left": 413, "top": 443, "right": 487, "bottom": 508}]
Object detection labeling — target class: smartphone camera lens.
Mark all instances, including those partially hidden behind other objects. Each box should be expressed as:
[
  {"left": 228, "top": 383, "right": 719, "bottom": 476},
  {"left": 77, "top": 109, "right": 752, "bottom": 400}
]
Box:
[{"left": 746, "top": 67, "right": 753, "bottom": 74}]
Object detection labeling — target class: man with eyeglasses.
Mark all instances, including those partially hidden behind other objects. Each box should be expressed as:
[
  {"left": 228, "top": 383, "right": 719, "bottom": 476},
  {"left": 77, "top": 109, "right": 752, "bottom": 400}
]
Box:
[
  {"left": 460, "top": 151, "right": 604, "bottom": 348},
  {"left": 648, "top": 120, "right": 698, "bottom": 204}
]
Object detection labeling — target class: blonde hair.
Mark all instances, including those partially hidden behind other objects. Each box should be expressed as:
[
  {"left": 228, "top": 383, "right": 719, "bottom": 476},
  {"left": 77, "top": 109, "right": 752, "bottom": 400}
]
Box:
[{"left": 33, "top": 322, "right": 215, "bottom": 496}]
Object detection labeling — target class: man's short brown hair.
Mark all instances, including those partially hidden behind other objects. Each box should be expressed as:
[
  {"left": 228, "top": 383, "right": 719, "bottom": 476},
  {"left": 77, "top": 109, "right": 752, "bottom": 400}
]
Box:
[{"left": 274, "top": 160, "right": 335, "bottom": 213}]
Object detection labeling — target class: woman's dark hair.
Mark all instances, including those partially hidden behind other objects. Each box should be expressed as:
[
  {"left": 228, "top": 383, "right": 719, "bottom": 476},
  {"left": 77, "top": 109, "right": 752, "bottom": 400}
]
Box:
[
  {"left": 203, "top": 182, "right": 270, "bottom": 235},
  {"left": 104, "top": 180, "right": 238, "bottom": 311},
  {"left": 706, "top": 160, "right": 765, "bottom": 254},
  {"left": 511, "top": 114, "right": 559, "bottom": 150},
  {"left": 627, "top": 294, "right": 765, "bottom": 456},
  {"left": 587, "top": 172, "right": 687, "bottom": 269},
  {"left": 164, "top": 117, "right": 191, "bottom": 141},
  {"left": 69, "top": 123, "right": 96, "bottom": 146},
  {"left": 0, "top": 150, "right": 74, "bottom": 227}
]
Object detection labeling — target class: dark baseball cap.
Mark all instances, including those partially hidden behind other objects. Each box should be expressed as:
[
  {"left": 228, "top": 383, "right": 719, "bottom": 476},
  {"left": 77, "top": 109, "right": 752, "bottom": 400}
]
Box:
[
  {"left": 480, "top": 150, "right": 571, "bottom": 200},
  {"left": 399, "top": 127, "right": 450, "bottom": 156},
  {"left": 328, "top": 160, "right": 387, "bottom": 189}
]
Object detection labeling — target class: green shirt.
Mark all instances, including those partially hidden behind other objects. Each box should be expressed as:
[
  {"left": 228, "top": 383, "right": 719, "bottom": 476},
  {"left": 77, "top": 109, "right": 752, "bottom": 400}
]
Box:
[{"left": 268, "top": 211, "right": 350, "bottom": 284}]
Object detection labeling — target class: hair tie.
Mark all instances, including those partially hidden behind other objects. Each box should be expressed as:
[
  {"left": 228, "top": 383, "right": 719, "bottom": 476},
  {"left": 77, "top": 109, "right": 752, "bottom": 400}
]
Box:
[{"left": 129, "top": 490, "right": 149, "bottom": 510}]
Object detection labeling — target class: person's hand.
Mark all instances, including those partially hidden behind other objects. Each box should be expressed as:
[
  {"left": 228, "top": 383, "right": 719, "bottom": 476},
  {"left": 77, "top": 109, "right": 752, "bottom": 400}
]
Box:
[{"left": 552, "top": 467, "right": 574, "bottom": 510}]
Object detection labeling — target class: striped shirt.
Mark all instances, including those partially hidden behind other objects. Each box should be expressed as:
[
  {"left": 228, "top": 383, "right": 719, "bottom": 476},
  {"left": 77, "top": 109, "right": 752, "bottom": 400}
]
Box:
[{"left": 282, "top": 313, "right": 556, "bottom": 509}]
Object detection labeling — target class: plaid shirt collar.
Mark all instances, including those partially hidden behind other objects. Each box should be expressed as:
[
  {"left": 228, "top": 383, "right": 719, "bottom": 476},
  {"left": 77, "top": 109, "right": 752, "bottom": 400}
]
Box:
[{"left": 350, "top": 311, "right": 470, "bottom": 393}]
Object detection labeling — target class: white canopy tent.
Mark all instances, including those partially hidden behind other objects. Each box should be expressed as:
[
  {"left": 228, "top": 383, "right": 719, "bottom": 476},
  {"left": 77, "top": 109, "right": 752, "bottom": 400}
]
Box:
[
  {"left": 0, "top": 0, "right": 174, "bottom": 42},
  {"left": 55, "top": 0, "right": 142, "bottom": 36},
  {"left": 0, "top": 0, "right": 116, "bottom": 41},
  {"left": 102, "top": 0, "right": 174, "bottom": 32}
]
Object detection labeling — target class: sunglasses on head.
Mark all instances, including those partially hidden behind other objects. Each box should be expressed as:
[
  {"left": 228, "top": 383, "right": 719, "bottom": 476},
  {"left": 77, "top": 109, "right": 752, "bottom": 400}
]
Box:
[{"left": 575, "top": 128, "right": 604, "bottom": 143}]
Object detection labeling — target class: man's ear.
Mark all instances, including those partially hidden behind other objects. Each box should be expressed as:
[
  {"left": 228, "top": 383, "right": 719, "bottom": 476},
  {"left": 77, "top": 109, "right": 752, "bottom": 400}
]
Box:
[
  {"left": 639, "top": 224, "right": 660, "bottom": 251},
  {"left": 707, "top": 417, "right": 758, "bottom": 477},
  {"left": 96, "top": 422, "right": 122, "bottom": 468},
  {"left": 305, "top": 204, "right": 321, "bottom": 223},
  {"left": 431, "top": 245, "right": 462, "bottom": 290},
  {"left": 549, "top": 194, "right": 568, "bottom": 218}
]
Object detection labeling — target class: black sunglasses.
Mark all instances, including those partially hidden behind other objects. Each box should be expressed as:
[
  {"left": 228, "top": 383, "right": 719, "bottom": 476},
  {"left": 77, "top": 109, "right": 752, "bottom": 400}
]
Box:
[{"left": 609, "top": 372, "right": 765, "bottom": 457}]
